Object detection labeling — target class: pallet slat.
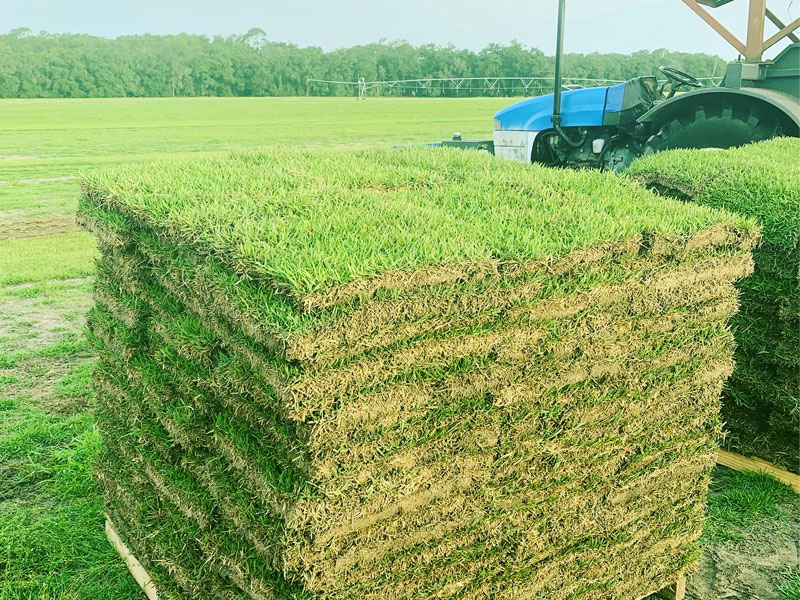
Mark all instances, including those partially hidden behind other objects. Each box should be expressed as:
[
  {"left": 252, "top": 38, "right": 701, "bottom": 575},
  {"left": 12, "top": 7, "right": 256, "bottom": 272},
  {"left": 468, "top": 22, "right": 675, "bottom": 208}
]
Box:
[
  {"left": 636, "top": 576, "right": 686, "bottom": 600},
  {"left": 717, "top": 449, "right": 800, "bottom": 493},
  {"left": 656, "top": 576, "right": 686, "bottom": 600},
  {"left": 105, "top": 517, "right": 159, "bottom": 600}
]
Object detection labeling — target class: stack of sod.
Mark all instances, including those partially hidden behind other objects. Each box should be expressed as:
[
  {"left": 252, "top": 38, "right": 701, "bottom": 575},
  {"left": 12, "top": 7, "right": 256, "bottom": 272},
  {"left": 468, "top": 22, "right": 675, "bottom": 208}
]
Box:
[
  {"left": 79, "top": 147, "right": 758, "bottom": 600},
  {"left": 628, "top": 138, "right": 799, "bottom": 470}
]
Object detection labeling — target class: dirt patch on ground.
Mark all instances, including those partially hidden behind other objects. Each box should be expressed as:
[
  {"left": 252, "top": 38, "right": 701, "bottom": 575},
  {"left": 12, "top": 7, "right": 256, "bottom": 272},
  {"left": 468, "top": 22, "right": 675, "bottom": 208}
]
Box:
[
  {"left": 0, "top": 278, "right": 92, "bottom": 352},
  {"left": 688, "top": 544, "right": 798, "bottom": 600},
  {"left": 0, "top": 215, "right": 83, "bottom": 240},
  {"left": 15, "top": 356, "right": 92, "bottom": 415},
  {"left": 1, "top": 155, "right": 40, "bottom": 161},
  {"left": 1, "top": 278, "right": 94, "bottom": 415},
  {"left": 687, "top": 504, "right": 800, "bottom": 599}
]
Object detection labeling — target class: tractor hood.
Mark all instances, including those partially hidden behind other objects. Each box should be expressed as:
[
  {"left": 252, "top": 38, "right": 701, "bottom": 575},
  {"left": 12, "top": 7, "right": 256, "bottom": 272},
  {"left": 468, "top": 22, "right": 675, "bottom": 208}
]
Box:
[
  {"left": 494, "top": 86, "right": 613, "bottom": 131},
  {"left": 494, "top": 81, "right": 639, "bottom": 132}
]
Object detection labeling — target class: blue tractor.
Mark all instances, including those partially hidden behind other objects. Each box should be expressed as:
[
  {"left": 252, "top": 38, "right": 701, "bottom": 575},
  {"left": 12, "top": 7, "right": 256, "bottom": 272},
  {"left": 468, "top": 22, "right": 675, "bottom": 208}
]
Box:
[{"left": 445, "top": 0, "right": 800, "bottom": 171}]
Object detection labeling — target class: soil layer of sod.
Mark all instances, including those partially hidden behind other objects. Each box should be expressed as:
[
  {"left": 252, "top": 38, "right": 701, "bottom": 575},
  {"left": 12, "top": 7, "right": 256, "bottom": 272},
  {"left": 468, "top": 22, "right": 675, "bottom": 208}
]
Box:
[
  {"left": 80, "top": 147, "right": 758, "bottom": 599},
  {"left": 629, "top": 137, "right": 799, "bottom": 471}
]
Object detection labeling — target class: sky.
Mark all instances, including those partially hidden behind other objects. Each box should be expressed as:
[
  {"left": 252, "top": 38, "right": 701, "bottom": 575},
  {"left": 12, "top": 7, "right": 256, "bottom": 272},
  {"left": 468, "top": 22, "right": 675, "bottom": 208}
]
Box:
[{"left": 1, "top": 0, "right": 797, "bottom": 59}]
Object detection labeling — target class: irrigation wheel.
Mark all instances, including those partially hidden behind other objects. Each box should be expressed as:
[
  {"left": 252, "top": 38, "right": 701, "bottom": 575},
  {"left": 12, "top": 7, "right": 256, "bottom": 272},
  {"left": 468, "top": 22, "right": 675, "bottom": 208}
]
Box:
[{"left": 643, "top": 100, "right": 784, "bottom": 155}]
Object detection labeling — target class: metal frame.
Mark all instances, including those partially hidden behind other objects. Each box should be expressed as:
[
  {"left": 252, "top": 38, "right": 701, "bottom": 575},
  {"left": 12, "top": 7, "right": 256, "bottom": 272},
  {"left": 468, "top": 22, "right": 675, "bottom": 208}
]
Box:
[
  {"left": 552, "top": 0, "right": 567, "bottom": 129},
  {"left": 682, "top": 0, "right": 800, "bottom": 61}
]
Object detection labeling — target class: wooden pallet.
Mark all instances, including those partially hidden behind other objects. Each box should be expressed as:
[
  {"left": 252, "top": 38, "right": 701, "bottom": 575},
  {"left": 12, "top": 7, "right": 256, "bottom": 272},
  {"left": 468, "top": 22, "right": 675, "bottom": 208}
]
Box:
[
  {"left": 635, "top": 576, "right": 686, "bottom": 600},
  {"left": 717, "top": 449, "right": 800, "bottom": 493},
  {"left": 105, "top": 517, "right": 159, "bottom": 600},
  {"left": 655, "top": 577, "right": 687, "bottom": 600}
]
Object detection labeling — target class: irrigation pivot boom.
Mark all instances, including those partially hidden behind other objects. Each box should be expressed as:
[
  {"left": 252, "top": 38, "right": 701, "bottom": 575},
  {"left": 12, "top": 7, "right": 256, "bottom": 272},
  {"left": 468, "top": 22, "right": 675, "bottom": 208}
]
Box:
[
  {"left": 442, "top": 0, "right": 800, "bottom": 171},
  {"left": 306, "top": 77, "right": 633, "bottom": 96}
]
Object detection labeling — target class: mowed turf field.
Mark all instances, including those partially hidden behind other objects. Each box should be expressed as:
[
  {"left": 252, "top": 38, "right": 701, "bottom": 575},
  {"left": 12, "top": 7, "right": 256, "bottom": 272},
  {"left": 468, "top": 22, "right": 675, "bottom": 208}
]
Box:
[{"left": 0, "top": 97, "right": 798, "bottom": 600}]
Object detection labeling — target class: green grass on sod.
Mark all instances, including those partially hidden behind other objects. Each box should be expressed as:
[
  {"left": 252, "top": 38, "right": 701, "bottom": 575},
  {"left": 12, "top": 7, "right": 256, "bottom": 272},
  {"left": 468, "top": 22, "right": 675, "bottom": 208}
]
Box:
[
  {"left": 0, "top": 96, "right": 514, "bottom": 240},
  {"left": 628, "top": 138, "right": 800, "bottom": 469},
  {"left": 627, "top": 138, "right": 799, "bottom": 249},
  {"left": 81, "top": 147, "right": 753, "bottom": 299}
]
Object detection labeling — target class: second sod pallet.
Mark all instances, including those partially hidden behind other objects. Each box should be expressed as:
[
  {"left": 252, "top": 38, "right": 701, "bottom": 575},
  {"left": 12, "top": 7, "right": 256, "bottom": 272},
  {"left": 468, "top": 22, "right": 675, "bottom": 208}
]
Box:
[
  {"left": 629, "top": 138, "right": 800, "bottom": 470},
  {"left": 79, "top": 147, "right": 757, "bottom": 600}
]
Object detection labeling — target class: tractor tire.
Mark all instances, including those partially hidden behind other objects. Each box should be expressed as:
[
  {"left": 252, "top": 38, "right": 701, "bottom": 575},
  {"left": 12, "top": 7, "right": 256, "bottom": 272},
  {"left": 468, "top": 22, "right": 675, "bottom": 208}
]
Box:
[{"left": 643, "top": 100, "right": 784, "bottom": 156}]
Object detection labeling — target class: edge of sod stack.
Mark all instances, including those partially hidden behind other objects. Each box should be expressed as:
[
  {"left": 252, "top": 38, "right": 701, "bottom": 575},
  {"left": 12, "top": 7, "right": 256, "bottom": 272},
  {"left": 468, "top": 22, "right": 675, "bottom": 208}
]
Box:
[
  {"left": 627, "top": 137, "right": 800, "bottom": 472},
  {"left": 80, "top": 146, "right": 759, "bottom": 599}
]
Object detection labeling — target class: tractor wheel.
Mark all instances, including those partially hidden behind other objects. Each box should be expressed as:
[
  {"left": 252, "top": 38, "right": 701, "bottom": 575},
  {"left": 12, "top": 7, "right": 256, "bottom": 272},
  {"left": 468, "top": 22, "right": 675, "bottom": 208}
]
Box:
[{"left": 643, "top": 100, "right": 784, "bottom": 155}]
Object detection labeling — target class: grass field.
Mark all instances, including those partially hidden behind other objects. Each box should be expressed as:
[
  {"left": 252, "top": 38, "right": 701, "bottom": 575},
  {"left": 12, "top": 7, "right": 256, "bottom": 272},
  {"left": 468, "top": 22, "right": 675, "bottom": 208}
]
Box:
[{"left": 1, "top": 97, "right": 798, "bottom": 600}]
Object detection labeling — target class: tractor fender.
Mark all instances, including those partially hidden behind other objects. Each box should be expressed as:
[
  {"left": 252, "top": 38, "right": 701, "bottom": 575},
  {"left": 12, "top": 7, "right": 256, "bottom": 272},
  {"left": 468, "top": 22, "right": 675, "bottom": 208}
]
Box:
[{"left": 637, "top": 87, "right": 800, "bottom": 133}]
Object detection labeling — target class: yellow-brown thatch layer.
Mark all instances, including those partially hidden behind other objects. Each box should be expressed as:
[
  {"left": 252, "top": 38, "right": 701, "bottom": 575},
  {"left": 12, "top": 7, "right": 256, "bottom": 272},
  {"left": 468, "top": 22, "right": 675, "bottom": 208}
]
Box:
[
  {"left": 87, "top": 264, "right": 736, "bottom": 596},
  {"left": 92, "top": 240, "right": 752, "bottom": 423},
  {"left": 83, "top": 206, "right": 756, "bottom": 365}
]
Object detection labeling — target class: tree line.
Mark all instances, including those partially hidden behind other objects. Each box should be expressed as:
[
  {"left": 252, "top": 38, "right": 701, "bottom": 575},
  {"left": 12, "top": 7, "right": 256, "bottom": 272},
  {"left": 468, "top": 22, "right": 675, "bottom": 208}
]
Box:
[{"left": 0, "top": 28, "right": 727, "bottom": 98}]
